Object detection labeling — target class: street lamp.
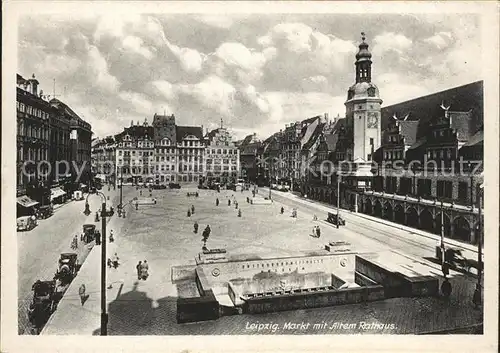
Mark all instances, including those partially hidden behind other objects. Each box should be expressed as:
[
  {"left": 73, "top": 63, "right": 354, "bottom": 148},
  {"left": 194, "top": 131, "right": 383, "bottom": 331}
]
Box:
[
  {"left": 83, "top": 191, "right": 109, "bottom": 336},
  {"left": 473, "top": 185, "right": 483, "bottom": 307},
  {"left": 467, "top": 161, "right": 474, "bottom": 211},
  {"left": 336, "top": 172, "right": 341, "bottom": 229}
]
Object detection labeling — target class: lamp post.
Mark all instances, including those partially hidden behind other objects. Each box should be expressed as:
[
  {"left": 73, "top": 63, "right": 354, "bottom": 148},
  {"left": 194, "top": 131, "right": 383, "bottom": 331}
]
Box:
[
  {"left": 83, "top": 191, "right": 109, "bottom": 336},
  {"left": 336, "top": 172, "right": 341, "bottom": 229},
  {"left": 467, "top": 161, "right": 474, "bottom": 211},
  {"left": 473, "top": 186, "right": 483, "bottom": 307}
]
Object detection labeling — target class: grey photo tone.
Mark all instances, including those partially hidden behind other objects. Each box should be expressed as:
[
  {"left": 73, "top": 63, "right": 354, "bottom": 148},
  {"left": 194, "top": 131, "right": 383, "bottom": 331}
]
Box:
[{"left": 16, "top": 13, "right": 484, "bottom": 336}]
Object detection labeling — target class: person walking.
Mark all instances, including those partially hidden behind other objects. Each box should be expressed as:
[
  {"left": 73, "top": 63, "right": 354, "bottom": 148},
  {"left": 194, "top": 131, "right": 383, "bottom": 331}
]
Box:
[
  {"left": 316, "top": 226, "right": 321, "bottom": 238},
  {"left": 191, "top": 205, "right": 195, "bottom": 214},
  {"left": 136, "top": 261, "right": 142, "bottom": 280},
  {"left": 216, "top": 198, "right": 219, "bottom": 206},
  {"left": 112, "top": 253, "right": 119, "bottom": 269},
  {"left": 141, "top": 260, "right": 149, "bottom": 280},
  {"left": 281, "top": 207, "right": 284, "bottom": 215},
  {"left": 194, "top": 221, "right": 199, "bottom": 234},
  {"left": 228, "top": 199, "right": 231, "bottom": 206},
  {"left": 95, "top": 231, "right": 101, "bottom": 245},
  {"left": 109, "top": 230, "right": 114, "bottom": 243},
  {"left": 71, "top": 235, "right": 78, "bottom": 250}
]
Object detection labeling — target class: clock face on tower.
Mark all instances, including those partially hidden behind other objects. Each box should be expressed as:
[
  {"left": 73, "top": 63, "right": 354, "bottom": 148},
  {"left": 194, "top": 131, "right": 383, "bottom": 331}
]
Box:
[{"left": 367, "top": 112, "right": 379, "bottom": 128}]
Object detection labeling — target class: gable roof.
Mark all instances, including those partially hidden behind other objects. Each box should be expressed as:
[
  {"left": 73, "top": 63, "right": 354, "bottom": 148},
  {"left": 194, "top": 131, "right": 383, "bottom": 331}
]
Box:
[
  {"left": 381, "top": 81, "right": 483, "bottom": 139},
  {"left": 398, "top": 121, "right": 419, "bottom": 146},
  {"left": 302, "top": 122, "right": 325, "bottom": 150},
  {"left": 449, "top": 111, "right": 473, "bottom": 142},
  {"left": 462, "top": 129, "right": 484, "bottom": 147},
  {"left": 176, "top": 126, "right": 203, "bottom": 140}
]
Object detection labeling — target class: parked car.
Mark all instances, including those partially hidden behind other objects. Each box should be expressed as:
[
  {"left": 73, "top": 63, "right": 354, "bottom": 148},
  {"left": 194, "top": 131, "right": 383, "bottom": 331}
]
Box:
[
  {"left": 37, "top": 205, "right": 53, "bottom": 219},
  {"left": 327, "top": 212, "right": 346, "bottom": 226},
  {"left": 169, "top": 183, "right": 181, "bottom": 189},
  {"left": 17, "top": 216, "right": 37, "bottom": 231}
]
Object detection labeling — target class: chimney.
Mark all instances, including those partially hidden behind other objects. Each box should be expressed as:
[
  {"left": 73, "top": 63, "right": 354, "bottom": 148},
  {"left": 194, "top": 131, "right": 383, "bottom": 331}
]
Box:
[{"left": 201, "top": 125, "right": 204, "bottom": 135}]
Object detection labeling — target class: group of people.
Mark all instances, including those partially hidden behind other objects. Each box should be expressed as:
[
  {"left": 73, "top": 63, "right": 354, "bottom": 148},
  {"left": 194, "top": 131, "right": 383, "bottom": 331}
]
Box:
[
  {"left": 136, "top": 260, "right": 149, "bottom": 280},
  {"left": 312, "top": 225, "right": 321, "bottom": 238},
  {"left": 107, "top": 252, "right": 120, "bottom": 269}
]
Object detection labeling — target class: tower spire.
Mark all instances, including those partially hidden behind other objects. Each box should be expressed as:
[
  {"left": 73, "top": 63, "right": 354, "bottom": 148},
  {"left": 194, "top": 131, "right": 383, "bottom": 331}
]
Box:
[
  {"left": 355, "top": 31, "right": 372, "bottom": 83},
  {"left": 220, "top": 118, "right": 223, "bottom": 129}
]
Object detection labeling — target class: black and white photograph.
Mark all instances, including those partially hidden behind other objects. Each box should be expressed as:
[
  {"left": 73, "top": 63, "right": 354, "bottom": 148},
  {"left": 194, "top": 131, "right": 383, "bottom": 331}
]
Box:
[{"left": 1, "top": 1, "right": 498, "bottom": 352}]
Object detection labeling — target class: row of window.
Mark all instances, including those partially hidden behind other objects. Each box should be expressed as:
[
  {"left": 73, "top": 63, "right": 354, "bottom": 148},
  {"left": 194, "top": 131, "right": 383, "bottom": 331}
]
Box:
[
  {"left": 427, "top": 149, "right": 455, "bottom": 160},
  {"left": 18, "top": 147, "right": 48, "bottom": 162},
  {"left": 207, "top": 165, "right": 238, "bottom": 171},
  {"left": 241, "top": 258, "right": 325, "bottom": 270},
  {"left": 375, "top": 176, "right": 475, "bottom": 203},
  {"left": 205, "top": 159, "right": 237, "bottom": 164},
  {"left": 17, "top": 101, "right": 50, "bottom": 120},
  {"left": 207, "top": 148, "right": 238, "bottom": 155},
  {"left": 18, "top": 121, "right": 49, "bottom": 140},
  {"left": 384, "top": 150, "right": 404, "bottom": 160}
]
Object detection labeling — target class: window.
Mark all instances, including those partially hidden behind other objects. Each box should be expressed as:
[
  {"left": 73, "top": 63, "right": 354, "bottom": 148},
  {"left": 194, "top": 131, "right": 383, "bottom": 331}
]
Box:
[
  {"left": 437, "top": 180, "right": 453, "bottom": 199},
  {"left": 458, "top": 181, "right": 468, "bottom": 203},
  {"left": 370, "top": 138, "right": 374, "bottom": 146}
]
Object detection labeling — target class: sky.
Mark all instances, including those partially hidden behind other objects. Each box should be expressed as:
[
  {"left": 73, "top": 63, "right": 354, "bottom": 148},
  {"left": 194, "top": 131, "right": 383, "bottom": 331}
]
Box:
[{"left": 17, "top": 12, "right": 482, "bottom": 140}]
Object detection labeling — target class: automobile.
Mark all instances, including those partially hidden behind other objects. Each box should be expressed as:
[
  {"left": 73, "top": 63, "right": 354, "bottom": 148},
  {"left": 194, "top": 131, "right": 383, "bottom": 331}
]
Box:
[
  {"left": 17, "top": 216, "right": 37, "bottom": 231},
  {"left": 37, "top": 205, "right": 53, "bottom": 219},
  {"left": 82, "top": 224, "right": 96, "bottom": 243},
  {"left": 169, "top": 183, "right": 181, "bottom": 189},
  {"left": 28, "top": 280, "right": 58, "bottom": 331},
  {"left": 54, "top": 253, "right": 79, "bottom": 285},
  {"left": 327, "top": 212, "right": 346, "bottom": 226}
]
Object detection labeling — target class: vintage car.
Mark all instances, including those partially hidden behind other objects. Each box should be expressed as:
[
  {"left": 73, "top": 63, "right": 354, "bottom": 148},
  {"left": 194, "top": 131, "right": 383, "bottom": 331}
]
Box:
[
  {"left": 82, "top": 224, "right": 96, "bottom": 243},
  {"left": 28, "top": 280, "right": 58, "bottom": 331},
  {"left": 327, "top": 212, "right": 346, "bottom": 226},
  {"left": 73, "top": 190, "right": 84, "bottom": 201},
  {"left": 169, "top": 182, "right": 181, "bottom": 189},
  {"left": 37, "top": 205, "right": 53, "bottom": 219},
  {"left": 54, "top": 253, "right": 79, "bottom": 285},
  {"left": 17, "top": 216, "right": 37, "bottom": 231}
]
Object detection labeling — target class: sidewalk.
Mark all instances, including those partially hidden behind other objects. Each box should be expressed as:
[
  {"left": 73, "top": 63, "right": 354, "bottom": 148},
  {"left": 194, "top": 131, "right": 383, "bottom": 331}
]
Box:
[{"left": 269, "top": 188, "right": 481, "bottom": 256}]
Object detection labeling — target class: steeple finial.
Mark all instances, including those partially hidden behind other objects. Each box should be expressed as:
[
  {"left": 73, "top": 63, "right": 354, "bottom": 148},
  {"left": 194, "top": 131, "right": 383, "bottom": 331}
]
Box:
[
  {"left": 361, "top": 32, "right": 366, "bottom": 42},
  {"left": 220, "top": 118, "right": 223, "bottom": 129}
]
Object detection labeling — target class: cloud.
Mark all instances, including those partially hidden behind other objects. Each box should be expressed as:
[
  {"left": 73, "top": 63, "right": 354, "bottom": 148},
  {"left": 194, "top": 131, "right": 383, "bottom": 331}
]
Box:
[
  {"left": 17, "top": 14, "right": 482, "bottom": 140},
  {"left": 258, "top": 22, "right": 357, "bottom": 94},
  {"left": 121, "top": 36, "right": 154, "bottom": 59},
  {"left": 424, "top": 31, "right": 453, "bottom": 49},
  {"left": 373, "top": 32, "right": 413, "bottom": 56}
]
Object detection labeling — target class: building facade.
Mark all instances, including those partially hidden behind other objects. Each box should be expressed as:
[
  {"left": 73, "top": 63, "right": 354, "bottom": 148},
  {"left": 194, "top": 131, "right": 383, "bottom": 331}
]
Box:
[
  {"left": 91, "top": 136, "right": 116, "bottom": 183},
  {"left": 204, "top": 126, "right": 239, "bottom": 183},
  {"left": 115, "top": 120, "right": 155, "bottom": 185},
  {"left": 50, "top": 98, "right": 93, "bottom": 188},
  {"left": 176, "top": 125, "right": 205, "bottom": 183},
  {"left": 16, "top": 74, "right": 51, "bottom": 196}
]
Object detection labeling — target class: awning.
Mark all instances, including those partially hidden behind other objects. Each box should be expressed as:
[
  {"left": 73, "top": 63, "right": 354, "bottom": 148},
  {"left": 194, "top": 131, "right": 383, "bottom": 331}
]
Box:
[
  {"left": 51, "top": 187, "right": 66, "bottom": 200},
  {"left": 17, "top": 196, "right": 39, "bottom": 208}
]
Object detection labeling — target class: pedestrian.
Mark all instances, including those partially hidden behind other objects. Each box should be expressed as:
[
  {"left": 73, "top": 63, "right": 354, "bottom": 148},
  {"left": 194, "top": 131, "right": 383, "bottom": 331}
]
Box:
[
  {"left": 112, "top": 253, "right": 119, "bottom": 269},
  {"left": 238, "top": 209, "right": 242, "bottom": 217},
  {"left": 247, "top": 197, "right": 250, "bottom": 203},
  {"left": 109, "top": 230, "right": 114, "bottom": 243},
  {"left": 195, "top": 192, "right": 199, "bottom": 197},
  {"left": 187, "top": 209, "right": 191, "bottom": 217},
  {"left": 80, "top": 232, "right": 84, "bottom": 242},
  {"left": 216, "top": 198, "right": 219, "bottom": 206},
  {"left": 95, "top": 231, "right": 101, "bottom": 245},
  {"left": 141, "top": 260, "right": 149, "bottom": 280},
  {"left": 71, "top": 235, "right": 78, "bottom": 250},
  {"left": 228, "top": 199, "right": 231, "bottom": 206},
  {"left": 316, "top": 226, "right": 321, "bottom": 238},
  {"left": 136, "top": 261, "right": 142, "bottom": 280},
  {"left": 140, "top": 190, "right": 143, "bottom": 196},
  {"left": 313, "top": 214, "right": 318, "bottom": 221},
  {"left": 281, "top": 207, "right": 284, "bottom": 214},
  {"left": 205, "top": 225, "right": 211, "bottom": 237},
  {"left": 235, "top": 202, "right": 238, "bottom": 209},
  {"left": 107, "top": 258, "right": 113, "bottom": 268},
  {"left": 78, "top": 284, "right": 86, "bottom": 306},
  {"left": 194, "top": 221, "right": 199, "bottom": 234},
  {"left": 191, "top": 205, "right": 195, "bottom": 214}
]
